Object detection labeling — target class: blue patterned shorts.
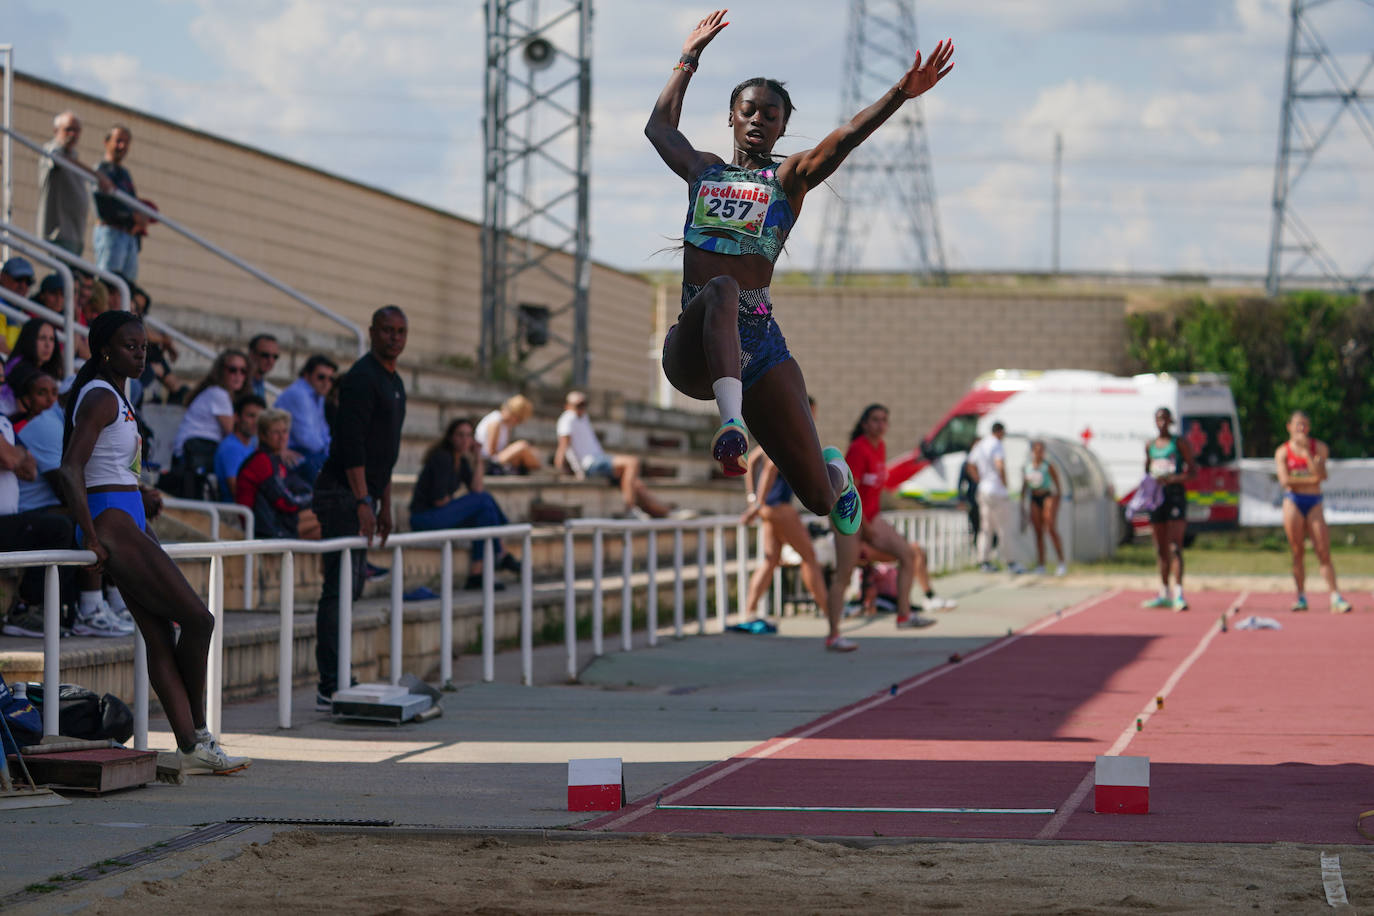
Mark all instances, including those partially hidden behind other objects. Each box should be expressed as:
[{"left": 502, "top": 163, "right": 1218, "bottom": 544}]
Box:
[{"left": 668, "top": 283, "right": 792, "bottom": 391}]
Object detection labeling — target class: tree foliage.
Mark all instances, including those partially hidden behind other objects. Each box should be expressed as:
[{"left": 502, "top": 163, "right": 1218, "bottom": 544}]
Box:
[{"left": 1125, "top": 292, "right": 1374, "bottom": 458}]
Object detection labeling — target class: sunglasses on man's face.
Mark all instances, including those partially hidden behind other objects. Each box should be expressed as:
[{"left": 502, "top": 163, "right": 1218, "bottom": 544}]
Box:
[
  {"left": 255, "top": 351, "right": 280, "bottom": 362},
  {"left": 313, "top": 373, "right": 335, "bottom": 383}
]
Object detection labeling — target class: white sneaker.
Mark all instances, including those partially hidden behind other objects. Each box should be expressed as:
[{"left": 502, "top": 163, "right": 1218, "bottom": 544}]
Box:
[
  {"left": 1055, "top": 563, "right": 1067, "bottom": 577},
  {"left": 927, "top": 595, "right": 958, "bottom": 611},
  {"left": 1031, "top": 565, "right": 1047, "bottom": 575},
  {"left": 73, "top": 603, "right": 133, "bottom": 638},
  {"left": 110, "top": 603, "right": 135, "bottom": 631},
  {"left": 179, "top": 739, "right": 252, "bottom": 776}
]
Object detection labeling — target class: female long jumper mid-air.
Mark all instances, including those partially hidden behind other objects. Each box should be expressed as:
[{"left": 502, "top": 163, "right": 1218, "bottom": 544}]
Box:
[{"left": 646, "top": 10, "right": 953, "bottom": 650}]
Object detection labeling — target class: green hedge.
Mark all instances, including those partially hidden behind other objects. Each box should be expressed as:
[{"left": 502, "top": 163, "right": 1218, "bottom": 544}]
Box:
[{"left": 1126, "top": 292, "right": 1374, "bottom": 458}]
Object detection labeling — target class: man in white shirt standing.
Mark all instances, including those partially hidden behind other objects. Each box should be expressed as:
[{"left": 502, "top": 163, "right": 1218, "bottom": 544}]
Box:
[
  {"left": 554, "top": 391, "right": 671, "bottom": 519},
  {"left": 966, "top": 422, "right": 1023, "bottom": 573}
]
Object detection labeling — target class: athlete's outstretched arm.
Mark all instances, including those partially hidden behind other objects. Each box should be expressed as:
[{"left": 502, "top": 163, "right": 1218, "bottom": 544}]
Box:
[
  {"left": 645, "top": 9, "right": 729, "bottom": 181},
  {"left": 783, "top": 39, "right": 953, "bottom": 193}
]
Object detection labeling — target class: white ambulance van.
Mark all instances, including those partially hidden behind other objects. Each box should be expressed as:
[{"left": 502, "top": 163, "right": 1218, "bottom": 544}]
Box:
[{"left": 896, "top": 370, "right": 1243, "bottom": 532}]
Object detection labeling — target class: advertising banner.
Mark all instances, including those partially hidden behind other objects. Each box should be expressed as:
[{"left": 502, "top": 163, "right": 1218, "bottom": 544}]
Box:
[{"left": 1240, "top": 459, "right": 1374, "bottom": 526}]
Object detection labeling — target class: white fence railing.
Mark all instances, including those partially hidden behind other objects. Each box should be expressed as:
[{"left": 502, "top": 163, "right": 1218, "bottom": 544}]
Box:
[
  {"left": 0, "top": 508, "right": 973, "bottom": 750},
  {"left": 158, "top": 496, "right": 255, "bottom": 608}
]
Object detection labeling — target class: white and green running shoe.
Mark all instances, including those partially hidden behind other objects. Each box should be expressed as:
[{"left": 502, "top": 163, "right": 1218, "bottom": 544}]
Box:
[
  {"left": 1141, "top": 595, "right": 1172, "bottom": 609},
  {"left": 822, "top": 446, "right": 862, "bottom": 536}
]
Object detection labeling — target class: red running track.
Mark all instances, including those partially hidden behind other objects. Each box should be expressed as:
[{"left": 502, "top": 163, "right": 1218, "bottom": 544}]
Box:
[{"left": 588, "top": 589, "right": 1374, "bottom": 843}]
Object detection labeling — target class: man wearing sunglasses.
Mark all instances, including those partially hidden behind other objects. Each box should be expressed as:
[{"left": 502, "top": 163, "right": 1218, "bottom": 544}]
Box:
[
  {"left": 247, "top": 333, "right": 281, "bottom": 398},
  {"left": 274, "top": 354, "right": 337, "bottom": 485}
]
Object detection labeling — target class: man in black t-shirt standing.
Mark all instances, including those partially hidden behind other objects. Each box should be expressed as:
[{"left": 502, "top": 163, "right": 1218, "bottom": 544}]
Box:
[
  {"left": 92, "top": 124, "right": 141, "bottom": 282},
  {"left": 313, "top": 307, "right": 408, "bottom": 707}
]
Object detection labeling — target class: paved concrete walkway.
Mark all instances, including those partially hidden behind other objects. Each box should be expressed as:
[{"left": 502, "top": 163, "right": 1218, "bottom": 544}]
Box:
[{"left": 2, "top": 571, "right": 1103, "bottom": 900}]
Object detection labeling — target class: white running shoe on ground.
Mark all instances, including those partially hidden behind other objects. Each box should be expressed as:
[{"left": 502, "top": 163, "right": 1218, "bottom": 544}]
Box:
[
  {"left": 824, "top": 634, "right": 859, "bottom": 652},
  {"left": 925, "top": 596, "right": 958, "bottom": 611},
  {"left": 1055, "top": 563, "right": 1067, "bottom": 577},
  {"left": 73, "top": 603, "right": 133, "bottom": 637},
  {"left": 1031, "top": 565, "right": 1046, "bottom": 575},
  {"left": 179, "top": 739, "right": 253, "bottom": 776},
  {"left": 895, "top": 613, "right": 938, "bottom": 629}
]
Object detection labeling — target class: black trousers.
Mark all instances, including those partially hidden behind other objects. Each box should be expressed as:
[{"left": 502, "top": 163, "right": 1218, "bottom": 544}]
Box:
[
  {"left": 313, "top": 487, "right": 367, "bottom": 695},
  {"left": 0, "top": 509, "right": 77, "bottom": 606}
]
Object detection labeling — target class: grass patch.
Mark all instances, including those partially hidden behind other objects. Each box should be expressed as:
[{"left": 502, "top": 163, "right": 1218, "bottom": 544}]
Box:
[{"left": 25, "top": 883, "right": 58, "bottom": 894}]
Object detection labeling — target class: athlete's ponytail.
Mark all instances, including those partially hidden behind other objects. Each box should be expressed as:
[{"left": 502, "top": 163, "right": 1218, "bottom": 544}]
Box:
[{"left": 63, "top": 310, "right": 143, "bottom": 454}]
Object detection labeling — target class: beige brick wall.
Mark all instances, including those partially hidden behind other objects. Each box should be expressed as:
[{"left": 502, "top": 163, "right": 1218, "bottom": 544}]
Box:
[
  {"left": 657, "top": 284, "right": 1127, "bottom": 453},
  {"left": 6, "top": 73, "right": 656, "bottom": 397}
]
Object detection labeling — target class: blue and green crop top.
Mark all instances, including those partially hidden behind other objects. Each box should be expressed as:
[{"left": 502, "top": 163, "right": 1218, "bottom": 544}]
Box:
[{"left": 683, "top": 162, "right": 795, "bottom": 263}]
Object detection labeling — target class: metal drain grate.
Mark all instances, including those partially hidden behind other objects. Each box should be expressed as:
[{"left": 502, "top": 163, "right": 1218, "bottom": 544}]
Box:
[
  {"left": 226, "top": 816, "right": 394, "bottom": 826},
  {"left": 1, "top": 822, "right": 254, "bottom": 907}
]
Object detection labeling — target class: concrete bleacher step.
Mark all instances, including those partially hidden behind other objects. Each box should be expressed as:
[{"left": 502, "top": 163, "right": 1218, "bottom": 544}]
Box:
[{"left": 150, "top": 301, "right": 720, "bottom": 480}]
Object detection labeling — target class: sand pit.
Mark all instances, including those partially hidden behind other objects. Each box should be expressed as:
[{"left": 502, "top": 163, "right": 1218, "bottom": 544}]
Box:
[{"left": 78, "top": 830, "right": 1369, "bottom": 914}]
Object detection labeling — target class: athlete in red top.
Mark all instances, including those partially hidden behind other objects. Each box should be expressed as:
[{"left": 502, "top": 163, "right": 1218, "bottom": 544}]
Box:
[
  {"left": 1274, "top": 410, "right": 1350, "bottom": 613},
  {"left": 844, "top": 404, "right": 955, "bottom": 629}
]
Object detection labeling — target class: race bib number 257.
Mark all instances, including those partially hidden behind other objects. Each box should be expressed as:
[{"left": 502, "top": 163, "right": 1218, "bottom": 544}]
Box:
[{"left": 691, "top": 180, "right": 772, "bottom": 237}]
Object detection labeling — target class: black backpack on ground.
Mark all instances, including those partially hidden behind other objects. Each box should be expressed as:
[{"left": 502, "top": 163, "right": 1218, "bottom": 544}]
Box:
[{"left": 22, "top": 682, "right": 135, "bottom": 743}]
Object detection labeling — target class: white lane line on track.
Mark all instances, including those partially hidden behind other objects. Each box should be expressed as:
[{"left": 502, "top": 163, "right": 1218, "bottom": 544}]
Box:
[
  {"left": 597, "top": 588, "right": 1123, "bottom": 832},
  {"left": 1035, "top": 591, "right": 1249, "bottom": 841}
]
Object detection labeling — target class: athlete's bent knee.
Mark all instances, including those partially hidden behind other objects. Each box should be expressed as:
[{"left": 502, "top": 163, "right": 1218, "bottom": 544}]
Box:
[{"left": 705, "top": 275, "right": 740, "bottom": 305}]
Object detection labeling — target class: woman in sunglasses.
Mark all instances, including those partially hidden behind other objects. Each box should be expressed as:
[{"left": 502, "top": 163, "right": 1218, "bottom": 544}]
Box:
[{"left": 166, "top": 348, "right": 249, "bottom": 498}]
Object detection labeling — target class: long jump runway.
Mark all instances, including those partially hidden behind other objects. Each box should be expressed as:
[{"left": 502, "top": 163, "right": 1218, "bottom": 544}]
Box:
[{"left": 587, "top": 589, "right": 1374, "bottom": 844}]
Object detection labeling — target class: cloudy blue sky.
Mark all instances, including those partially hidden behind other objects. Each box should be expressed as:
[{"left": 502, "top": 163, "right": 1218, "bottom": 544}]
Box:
[{"left": 5, "top": 0, "right": 1371, "bottom": 278}]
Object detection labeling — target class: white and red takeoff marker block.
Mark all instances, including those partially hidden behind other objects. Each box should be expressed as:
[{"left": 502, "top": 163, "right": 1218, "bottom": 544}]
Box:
[
  {"left": 1094, "top": 755, "right": 1149, "bottom": 814},
  {"left": 567, "top": 757, "right": 626, "bottom": 811}
]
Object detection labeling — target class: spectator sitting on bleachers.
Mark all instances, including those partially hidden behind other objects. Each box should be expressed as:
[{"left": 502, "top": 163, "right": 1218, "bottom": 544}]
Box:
[
  {"left": 553, "top": 390, "right": 671, "bottom": 519},
  {"left": 0, "top": 258, "right": 37, "bottom": 355},
  {"left": 128, "top": 283, "right": 188, "bottom": 404},
  {"left": 165, "top": 348, "right": 248, "bottom": 499},
  {"left": 0, "top": 257, "right": 34, "bottom": 301},
  {"left": 0, "top": 319, "right": 64, "bottom": 416},
  {"left": 273, "top": 354, "right": 335, "bottom": 484},
  {"left": 71, "top": 276, "right": 108, "bottom": 362},
  {"left": 213, "top": 394, "right": 264, "bottom": 502},
  {"left": 235, "top": 408, "right": 318, "bottom": 539},
  {"left": 0, "top": 384, "right": 87, "bottom": 638},
  {"left": 30, "top": 274, "right": 65, "bottom": 319},
  {"left": 474, "top": 394, "right": 541, "bottom": 475},
  {"left": 4, "top": 365, "right": 94, "bottom": 638},
  {"left": 246, "top": 333, "right": 279, "bottom": 399},
  {"left": 410, "top": 417, "right": 521, "bottom": 590}
]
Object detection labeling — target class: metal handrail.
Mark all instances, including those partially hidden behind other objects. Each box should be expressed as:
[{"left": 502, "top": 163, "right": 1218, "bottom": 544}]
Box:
[
  {"left": 0, "top": 287, "right": 83, "bottom": 348},
  {"left": 158, "top": 496, "right": 255, "bottom": 609},
  {"left": 0, "top": 506, "right": 972, "bottom": 750},
  {"left": 0, "top": 523, "right": 535, "bottom": 747},
  {"left": 0, "top": 220, "right": 282, "bottom": 398},
  {"left": 0, "top": 124, "right": 366, "bottom": 357}
]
